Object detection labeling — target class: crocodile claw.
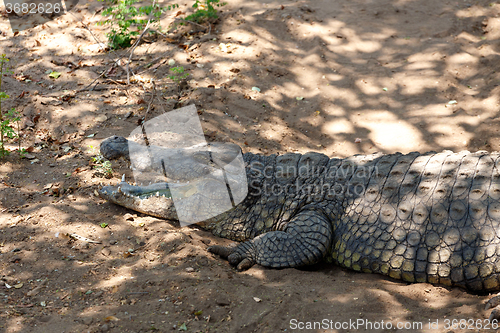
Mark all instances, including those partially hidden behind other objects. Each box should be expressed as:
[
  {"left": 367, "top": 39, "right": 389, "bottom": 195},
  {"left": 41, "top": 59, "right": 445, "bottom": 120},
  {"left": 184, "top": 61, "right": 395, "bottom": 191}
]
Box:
[
  {"left": 486, "top": 293, "right": 500, "bottom": 321},
  {"left": 208, "top": 244, "right": 256, "bottom": 271},
  {"left": 207, "top": 244, "right": 235, "bottom": 259}
]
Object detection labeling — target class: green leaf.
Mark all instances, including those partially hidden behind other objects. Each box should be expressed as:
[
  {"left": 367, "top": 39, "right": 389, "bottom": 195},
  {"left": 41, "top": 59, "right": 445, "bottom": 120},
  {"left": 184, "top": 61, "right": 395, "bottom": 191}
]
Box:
[
  {"left": 49, "top": 71, "right": 61, "bottom": 79},
  {"left": 100, "top": 223, "right": 109, "bottom": 228},
  {"left": 178, "top": 323, "right": 187, "bottom": 331}
]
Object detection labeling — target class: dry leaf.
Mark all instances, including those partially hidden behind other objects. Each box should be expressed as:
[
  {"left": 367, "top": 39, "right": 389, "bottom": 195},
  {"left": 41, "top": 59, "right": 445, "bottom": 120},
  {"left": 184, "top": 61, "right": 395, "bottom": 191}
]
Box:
[{"left": 104, "top": 316, "right": 119, "bottom": 322}]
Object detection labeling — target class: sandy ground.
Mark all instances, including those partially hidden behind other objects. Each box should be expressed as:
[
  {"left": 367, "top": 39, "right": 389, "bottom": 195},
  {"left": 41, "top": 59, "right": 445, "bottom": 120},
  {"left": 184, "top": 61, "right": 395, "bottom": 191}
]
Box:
[{"left": 1, "top": 0, "right": 500, "bottom": 332}]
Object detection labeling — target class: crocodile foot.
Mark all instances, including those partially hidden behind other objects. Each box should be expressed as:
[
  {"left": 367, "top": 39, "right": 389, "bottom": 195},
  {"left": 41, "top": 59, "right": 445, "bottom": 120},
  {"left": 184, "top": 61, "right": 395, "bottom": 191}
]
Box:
[
  {"left": 486, "top": 293, "right": 500, "bottom": 322},
  {"left": 209, "top": 209, "right": 332, "bottom": 271},
  {"left": 208, "top": 243, "right": 256, "bottom": 271}
]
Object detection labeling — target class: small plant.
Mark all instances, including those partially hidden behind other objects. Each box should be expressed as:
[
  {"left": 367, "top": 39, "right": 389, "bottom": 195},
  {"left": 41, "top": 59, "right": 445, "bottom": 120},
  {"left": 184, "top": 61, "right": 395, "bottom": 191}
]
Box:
[
  {"left": 184, "top": 0, "right": 226, "bottom": 24},
  {"left": 97, "top": 0, "right": 178, "bottom": 49},
  {"left": 168, "top": 66, "right": 189, "bottom": 84},
  {"left": 88, "top": 146, "right": 114, "bottom": 178},
  {"left": 0, "top": 54, "right": 23, "bottom": 158}
]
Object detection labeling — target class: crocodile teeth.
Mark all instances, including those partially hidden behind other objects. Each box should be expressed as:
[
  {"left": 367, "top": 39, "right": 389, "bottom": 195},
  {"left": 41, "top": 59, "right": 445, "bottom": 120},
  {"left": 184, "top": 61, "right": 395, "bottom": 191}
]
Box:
[
  {"left": 122, "top": 174, "right": 126, "bottom": 182},
  {"left": 156, "top": 192, "right": 160, "bottom": 196},
  {"left": 117, "top": 186, "right": 122, "bottom": 193}
]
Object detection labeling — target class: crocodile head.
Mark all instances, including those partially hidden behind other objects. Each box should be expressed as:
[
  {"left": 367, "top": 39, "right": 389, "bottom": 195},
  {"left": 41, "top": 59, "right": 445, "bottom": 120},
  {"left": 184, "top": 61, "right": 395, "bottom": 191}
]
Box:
[
  {"left": 100, "top": 135, "right": 130, "bottom": 160},
  {"left": 98, "top": 176, "right": 227, "bottom": 230},
  {"left": 98, "top": 136, "right": 247, "bottom": 228},
  {"left": 99, "top": 177, "right": 178, "bottom": 220}
]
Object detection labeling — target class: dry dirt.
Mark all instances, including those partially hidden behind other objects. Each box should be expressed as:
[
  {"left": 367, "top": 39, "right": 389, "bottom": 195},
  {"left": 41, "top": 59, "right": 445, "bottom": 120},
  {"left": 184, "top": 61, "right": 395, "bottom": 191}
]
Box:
[{"left": 1, "top": 0, "right": 500, "bottom": 332}]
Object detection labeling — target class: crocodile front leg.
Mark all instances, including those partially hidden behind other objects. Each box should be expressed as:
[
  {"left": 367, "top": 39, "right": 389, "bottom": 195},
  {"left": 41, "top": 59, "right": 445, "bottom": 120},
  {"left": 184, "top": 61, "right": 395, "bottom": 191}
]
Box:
[{"left": 208, "top": 209, "right": 333, "bottom": 270}]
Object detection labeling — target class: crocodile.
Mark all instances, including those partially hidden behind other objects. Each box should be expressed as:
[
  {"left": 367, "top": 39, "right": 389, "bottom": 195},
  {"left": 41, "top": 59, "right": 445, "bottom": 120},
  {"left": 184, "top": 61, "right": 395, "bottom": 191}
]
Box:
[{"left": 98, "top": 135, "right": 500, "bottom": 315}]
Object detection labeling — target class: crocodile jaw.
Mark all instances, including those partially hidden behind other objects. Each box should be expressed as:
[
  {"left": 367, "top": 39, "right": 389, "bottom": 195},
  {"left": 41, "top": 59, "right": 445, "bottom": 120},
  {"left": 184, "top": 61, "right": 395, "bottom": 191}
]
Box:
[{"left": 99, "top": 181, "right": 178, "bottom": 220}]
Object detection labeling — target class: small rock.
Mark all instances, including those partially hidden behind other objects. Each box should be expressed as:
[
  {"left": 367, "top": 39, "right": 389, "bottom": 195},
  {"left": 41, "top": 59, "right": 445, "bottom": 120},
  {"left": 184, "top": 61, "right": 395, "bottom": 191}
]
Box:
[
  {"left": 109, "top": 239, "right": 118, "bottom": 245},
  {"left": 124, "top": 213, "right": 134, "bottom": 221},
  {"left": 124, "top": 111, "right": 133, "bottom": 118},
  {"left": 215, "top": 297, "right": 231, "bottom": 306},
  {"left": 74, "top": 29, "right": 88, "bottom": 40},
  {"left": 50, "top": 100, "right": 63, "bottom": 106},
  {"left": 185, "top": 267, "right": 195, "bottom": 273},
  {"left": 100, "top": 323, "right": 109, "bottom": 332},
  {"left": 101, "top": 247, "right": 111, "bottom": 256},
  {"left": 300, "top": 4, "right": 314, "bottom": 12},
  {"left": 24, "top": 153, "right": 36, "bottom": 160},
  {"left": 95, "top": 114, "right": 107, "bottom": 123},
  {"left": 82, "top": 317, "right": 93, "bottom": 325},
  {"left": 23, "top": 118, "right": 35, "bottom": 128}
]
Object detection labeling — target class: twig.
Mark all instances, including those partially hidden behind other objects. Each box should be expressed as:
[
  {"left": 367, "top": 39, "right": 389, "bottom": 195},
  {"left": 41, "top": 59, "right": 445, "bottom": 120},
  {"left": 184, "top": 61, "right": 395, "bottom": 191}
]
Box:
[
  {"left": 148, "top": 28, "right": 167, "bottom": 37},
  {"left": 172, "top": 18, "right": 211, "bottom": 35},
  {"left": 126, "top": 20, "right": 150, "bottom": 84},
  {"left": 66, "top": 11, "right": 131, "bottom": 88},
  {"left": 127, "top": 0, "right": 157, "bottom": 84},
  {"left": 135, "top": 57, "right": 168, "bottom": 76},
  {"left": 144, "top": 81, "right": 156, "bottom": 124},
  {"left": 67, "top": 233, "right": 102, "bottom": 244},
  {"left": 77, "top": 70, "right": 107, "bottom": 93},
  {"left": 70, "top": 14, "right": 107, "bottom": 52},
  {"left": 183, "top": 19, "right": 209, "bottom": 30}
]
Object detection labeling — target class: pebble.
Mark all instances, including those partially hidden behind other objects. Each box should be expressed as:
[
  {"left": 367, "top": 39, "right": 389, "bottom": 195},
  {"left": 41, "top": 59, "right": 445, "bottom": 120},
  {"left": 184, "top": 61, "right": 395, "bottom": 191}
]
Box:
[
  {"left": 101, "top": 248, "right": 111, "bottom": 256},
  {"left": 95, "top": 114, "right": 107, "bottom": 123},
  {"left": 24, "top": 153, "right": 36, "bottom": 159},
  {"left": 215, "top": 297, "right": 231, "bottom": 306},
  {"left": 83, "top": 317, "right": 93, "bottom": 325}
]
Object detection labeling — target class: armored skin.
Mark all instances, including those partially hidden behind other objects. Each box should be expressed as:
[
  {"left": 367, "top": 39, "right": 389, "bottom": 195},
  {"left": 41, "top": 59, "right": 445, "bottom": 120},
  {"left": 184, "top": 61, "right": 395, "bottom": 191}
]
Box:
[{"left": 99, "top": 135, "right": 500, "bottom": 293}]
